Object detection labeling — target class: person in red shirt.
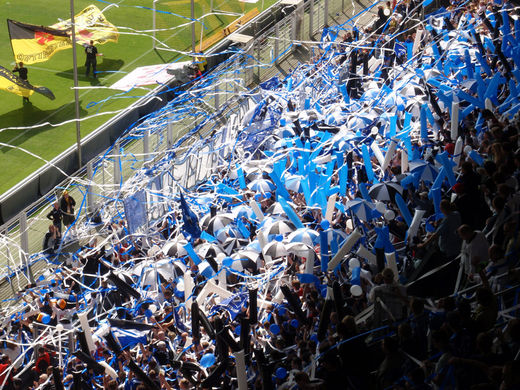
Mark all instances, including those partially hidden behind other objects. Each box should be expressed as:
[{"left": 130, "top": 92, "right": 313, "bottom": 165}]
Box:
[{"left": 0, "top": 354, "right": 14, "bottom": 389}]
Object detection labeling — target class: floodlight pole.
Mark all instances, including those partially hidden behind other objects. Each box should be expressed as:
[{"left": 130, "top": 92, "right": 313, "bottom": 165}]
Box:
[
  {"left": 71, "top": 0, "right": 82, "bottom": 168},
  {"left": 191, "top": 0, "right": 196, "bottom": 55}
]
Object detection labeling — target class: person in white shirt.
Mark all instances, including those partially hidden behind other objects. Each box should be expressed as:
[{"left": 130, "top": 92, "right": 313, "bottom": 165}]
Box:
[{"left": 458, "top": 224, "right": 490, "bottom": 282}]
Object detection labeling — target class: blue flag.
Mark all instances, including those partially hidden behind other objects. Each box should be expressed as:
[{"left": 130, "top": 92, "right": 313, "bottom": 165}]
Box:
[
  {"left": 111, "top": 327, "right": 149, "bottom": 350},
  {"left": 210, "top": 292, "right": 248, "bottom": 320},
  {"left": 179, "top": 192, "right": 201, "bottom": 240}
]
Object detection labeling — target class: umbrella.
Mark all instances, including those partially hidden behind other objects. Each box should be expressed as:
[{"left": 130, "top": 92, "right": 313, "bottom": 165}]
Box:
[
  {"left": 286, "top": 242, "right": 316, "bottom": 259},
  {"left": 409, "top": 160, "right": 439, "bottom": 183},
  {"left": 265, "top": 201, "right": 299, "bottom": 217},
  {"left": 263, "top": 220, "right": 296, "bottom": 236},
  {"left": 345, "top": 199, "right": 376, "bottom": 221},
  {"left": 284, "top": 175, "right": 304, "bottom": 192},
  {"left": 195, "top": 242, "right": 223, "bottom": 259},
  {"left": 221, "top": 237, "right": 249, "bottom": 255},
  {"left": 138, "top": 259, "right": 185, "bottom": 286},
  {"left": 263, "top": 240, "right": 288, "bottom": 259},
  {"left": 215, "top": 225, "right": 240, "bottom": 243},
  {"left": 369, "top": 182, "right": 404, "bottom": 202},
  {"left": 231, "top": 204, "right": 255, "bottom": 219},
  {"left": 231, "top": 251, "right": 259, "bottom": 272},
  {"left": 400, "top": 83, "right": 425, "bottom": 98},
  {"left": 204, "top": 214, "right": 234, "bottom": 235},
  {"left": 287, "top": 228, "right": 320, "bottom": 246},
  {"left": 162, "top": 240, "right": 188, "bottom": 257},
  {"left": 248, "top": 178, "right": 276, "bottom": 193}
]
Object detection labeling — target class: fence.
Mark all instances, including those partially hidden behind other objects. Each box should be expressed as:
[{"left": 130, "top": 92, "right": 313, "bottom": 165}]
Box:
[{"left": 0, "top": 0, "right": 373, "bottom": 309}]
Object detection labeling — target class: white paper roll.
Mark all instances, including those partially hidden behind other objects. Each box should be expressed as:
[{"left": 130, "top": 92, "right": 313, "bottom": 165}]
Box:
[
  {"left": 327, "top": 229, "right": 362, "bottom": 271},
  {"left": 325, "top": 194, "right": 337, "bottom": 222},
  {"left": 385, "top": 252, "right": 398, "bottom": 281},
  {"left": 235, "top": 350, "right": 248, "bottom": 390},
  {"left": 412, "top": 28, "right": 423, "bottom": 55},
  {"left": 249, "top": 199, "right": 264, "bottom": 222},
  {"left": 356, "top": 244, "right": 377, "bottom": 266},
  {"left": 406, "top": 209, "right": 426, "bottom": 244},
  {"left": 453, "top": 136, "right": 463, "bottom": 168},
  {"left": 184, "top": 270, "right": 194, "bottom": 306},
  {"left": 485, "top": 97, "right": 493, "bottom": 111},
  {"left": 99, "top": 361, "right": 117, "bottom": 379},
  {"left": 451, "top": 101, "right": 459, "bottom": 141},
  {"left": 370, "top": 142, "right": 386, "bottom": 166},
  {"left": 401, "top": 149, "right": 408, "bottom": 173},
  {"left": 78, "top": 311, "right": 96, "bottom": 353},
  {"left": 382, "top": 139, "right": 398, "bottom": 172}
]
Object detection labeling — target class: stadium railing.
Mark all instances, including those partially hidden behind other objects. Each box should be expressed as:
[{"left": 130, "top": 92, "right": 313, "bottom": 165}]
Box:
[{"left": 0, "top": 0, "right": 373, "bottom": 308}]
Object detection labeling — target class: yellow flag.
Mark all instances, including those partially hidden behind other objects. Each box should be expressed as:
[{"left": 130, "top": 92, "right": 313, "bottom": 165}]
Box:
[
  {"left": 0, "top": 66, "right": 55, "bottom": 100},
  {"left": 7, "top": 20, "right": 72, "bottom": 65},
  {"left": 51, "top": 5, "right": 119, "bottom": 46}
]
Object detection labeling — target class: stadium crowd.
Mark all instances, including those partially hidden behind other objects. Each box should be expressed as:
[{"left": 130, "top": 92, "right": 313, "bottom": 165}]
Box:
[{"left": 1, "top": 0, "right": 520, "bottom": 389}]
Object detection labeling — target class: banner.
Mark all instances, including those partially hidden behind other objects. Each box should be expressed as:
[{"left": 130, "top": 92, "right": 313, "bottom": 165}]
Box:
[
  {"left": 7, "top": 19, "right": 72, "bottom": 65},
  {"left": 0, "top": 65, "right": 55, "bottom": 100},
  {"left": 51, "top": 5, "right": 119, "bottom": 46}
]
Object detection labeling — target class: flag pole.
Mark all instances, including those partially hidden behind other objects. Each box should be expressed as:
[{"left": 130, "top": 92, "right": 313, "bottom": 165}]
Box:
[{"left": 70, "top": 0, "right": 82, "bottom": 168}]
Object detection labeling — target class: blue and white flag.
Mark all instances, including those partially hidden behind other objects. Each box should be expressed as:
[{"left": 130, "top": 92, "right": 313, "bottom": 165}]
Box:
[
  {"left": 112, "top": 327, "right": 149, "bottom": 350},
  {"left": 210, "top": 292, "right": 248, "bottom": 320}
]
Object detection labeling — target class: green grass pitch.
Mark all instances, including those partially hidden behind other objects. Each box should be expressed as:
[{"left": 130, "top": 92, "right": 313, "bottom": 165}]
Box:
[{"left": 0, "top": 0, "right": 270, "bottom": 196}]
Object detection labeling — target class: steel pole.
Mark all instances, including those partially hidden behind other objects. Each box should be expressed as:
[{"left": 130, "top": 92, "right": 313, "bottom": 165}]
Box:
[
  {"left": 191, "top": 0, "right": 196, "bottom": 54},
  {"left": 71, "top": 0, "right": 82, "bottom": 168}
]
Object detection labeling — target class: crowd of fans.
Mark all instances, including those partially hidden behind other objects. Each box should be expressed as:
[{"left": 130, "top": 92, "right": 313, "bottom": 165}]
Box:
[{"left": 0, "top": 0, "right": 519, "bottom": 389}]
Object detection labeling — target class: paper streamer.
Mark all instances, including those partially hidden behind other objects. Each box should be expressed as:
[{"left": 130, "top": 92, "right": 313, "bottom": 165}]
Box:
[
  {"left": 469, "top": 150, "right": 484, "bottom": 166},
  {"left": 420, "top": 104, "right": 429, "bottom": 142},
  {"left": 389, "top": 115, "right": 397, "bottom": 139},
  {"left": 361, "top": 144, "right": 376, "bottom": 182},
  {"left": 394, "top": 193, "right": 412, "bottom": 226},
  {"left": 359, "top": 182, "right": 372, "bottom": 202},
  {"left": 196, "top": 281, "right": 233, "bottom": 306},
  {"left": 78, "top": 311, "right": 96, "bottom": 353},
  {"left": 236, "top": 165, "right": 246, "bottom": 190},
  {"left": 435, "top": 152, "right": 456, "bottom": 186},
  {"left": 320, "top": 231, "right": 329, "bottom": 273},
  {"left": 356, "top": 244, "right": 377, "bottom": 266},
  {"left": 351, "top": 267, "right": 361, "bottom": 285},
  {"left": 278, "top": 196, "right": 304, "bottom": 228},
  {"left": 327, "top": 229, "right": 362, "bottom": 271},
  {"left": 451, "top": 100, "right": 459, "bottom": 141},
  {"left": 340, "top": 164, "right": 348, "bottom": 196},
  {"left": 184, "top": 242, "right": 202, "bottom": 265}
]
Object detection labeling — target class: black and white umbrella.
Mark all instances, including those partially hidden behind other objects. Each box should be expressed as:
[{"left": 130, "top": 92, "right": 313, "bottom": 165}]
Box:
[
  {"left": 263, "top": 240, "right": 288, "bottom": 259},
  {"left": 221, "top": 237, "right": 249, "bottom": 255},
  {"left": 369, "top": 182, "right": 404, "bottom": 202},
  {"left": 162, "top": 240, "right": 188, "bottom": 258},
  {"left": 195, "top": 242, "right": 223, "bottom": 259},
  {"left": 263, "top": 220, "right": 296, "bottom": 236},
  {"left": 204, "top": 214, "right": 234, "bottom": 235},
  {"left": 231, "top": 251, "right": 259, "bottom": 273}
]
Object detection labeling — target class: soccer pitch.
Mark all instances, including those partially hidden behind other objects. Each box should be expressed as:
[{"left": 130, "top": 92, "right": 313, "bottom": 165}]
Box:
[{"left": 0, "top": 0, "right": 271, "bottom": 195}]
